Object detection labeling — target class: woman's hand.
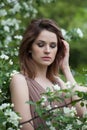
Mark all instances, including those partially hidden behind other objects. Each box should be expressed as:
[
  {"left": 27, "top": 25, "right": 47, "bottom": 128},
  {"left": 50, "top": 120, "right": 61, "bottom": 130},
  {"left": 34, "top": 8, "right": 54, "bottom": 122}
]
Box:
[
  {"left": 60, "top": 40, "right": 70, "bottom": 72},
  {"left": 59, "top": 40, "right": 76, "bottom": 84}
]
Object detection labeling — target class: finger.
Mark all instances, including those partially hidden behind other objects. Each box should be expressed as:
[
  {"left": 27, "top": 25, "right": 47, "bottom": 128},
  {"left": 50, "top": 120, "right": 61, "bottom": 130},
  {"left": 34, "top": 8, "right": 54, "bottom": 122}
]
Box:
[{"left": 62, "top": 40, "right": 70, "bottom": 52}]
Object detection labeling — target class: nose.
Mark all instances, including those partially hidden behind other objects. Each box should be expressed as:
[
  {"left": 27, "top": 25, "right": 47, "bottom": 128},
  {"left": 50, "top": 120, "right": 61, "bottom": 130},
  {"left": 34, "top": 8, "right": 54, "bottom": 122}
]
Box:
[{"left": 44, "top": 45, "right": 50, "bottom": 54}]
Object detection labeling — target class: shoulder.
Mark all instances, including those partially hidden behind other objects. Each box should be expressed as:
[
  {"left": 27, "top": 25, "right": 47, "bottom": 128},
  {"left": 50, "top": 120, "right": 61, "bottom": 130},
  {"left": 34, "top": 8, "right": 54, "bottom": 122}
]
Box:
[
  {"left": 11, "top": 73, "right": 25, "bottom": 80},
  {"left": 10, "top": 73, "right": 28, "bottom": 90},
  {"left": 10, "top": 73, "right": 30, "bottom": 111},
  {"left": 10, "top": 73, "right": 26, "bottom": 82}
]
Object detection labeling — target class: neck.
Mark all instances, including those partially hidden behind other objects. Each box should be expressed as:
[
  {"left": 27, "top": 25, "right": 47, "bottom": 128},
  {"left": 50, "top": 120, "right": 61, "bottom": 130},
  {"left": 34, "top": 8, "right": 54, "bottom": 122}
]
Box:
[{"left": 35, "top": 65, "right": 48, "bottom": 79}]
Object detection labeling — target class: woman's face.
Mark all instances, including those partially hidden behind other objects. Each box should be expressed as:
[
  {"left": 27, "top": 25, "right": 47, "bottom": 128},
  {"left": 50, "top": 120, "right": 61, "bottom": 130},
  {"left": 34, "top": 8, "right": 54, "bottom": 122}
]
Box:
[{"left": 31, "top": 30, "right": 58, "bottom": 67}]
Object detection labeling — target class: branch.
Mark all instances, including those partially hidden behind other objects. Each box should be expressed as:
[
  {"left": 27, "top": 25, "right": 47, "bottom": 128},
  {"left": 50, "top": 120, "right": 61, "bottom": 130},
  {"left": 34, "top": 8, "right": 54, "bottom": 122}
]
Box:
[
  {"left": 19, "top": 97, "right": 83, "bottom": 126},
  {"left": 49, "top": 97, "right": 83, "bottom": 112}
]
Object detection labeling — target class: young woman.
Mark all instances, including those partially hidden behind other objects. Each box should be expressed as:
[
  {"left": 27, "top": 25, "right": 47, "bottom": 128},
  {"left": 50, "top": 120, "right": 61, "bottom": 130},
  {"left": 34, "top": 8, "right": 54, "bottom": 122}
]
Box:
[{"left": 10, "top": 18, "right": 87, "bottom": 130}]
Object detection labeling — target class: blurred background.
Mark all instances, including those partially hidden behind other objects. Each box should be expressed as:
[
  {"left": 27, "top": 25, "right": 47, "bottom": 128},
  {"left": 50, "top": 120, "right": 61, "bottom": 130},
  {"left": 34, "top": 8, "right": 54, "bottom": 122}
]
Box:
[{"left": 0, "top": 0, "right": 87, "bottom": 94}]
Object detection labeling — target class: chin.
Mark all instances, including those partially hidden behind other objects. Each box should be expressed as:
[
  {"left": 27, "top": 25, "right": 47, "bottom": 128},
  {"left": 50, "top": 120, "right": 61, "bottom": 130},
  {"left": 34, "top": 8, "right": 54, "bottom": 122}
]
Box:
[
  {"left": 36, "top": 61, "right": 53, "bottom": 67},
  {"left": 42, "top": 62, "right": 52, "bottom": 66}
]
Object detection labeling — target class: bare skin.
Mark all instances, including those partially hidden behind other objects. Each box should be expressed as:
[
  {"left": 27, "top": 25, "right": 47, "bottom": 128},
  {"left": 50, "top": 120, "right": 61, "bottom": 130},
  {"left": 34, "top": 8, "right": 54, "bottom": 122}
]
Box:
[
  {"left": 10, "top": 30, "right": 87, "bottom": 130},
  {"left": 10, "top": 30, "right": 58, "bottom": 130}
]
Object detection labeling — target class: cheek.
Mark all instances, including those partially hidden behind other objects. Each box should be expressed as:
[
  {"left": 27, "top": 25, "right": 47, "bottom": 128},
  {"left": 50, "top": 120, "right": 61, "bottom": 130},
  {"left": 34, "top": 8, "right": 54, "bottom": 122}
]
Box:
[
  {"left": 32, "top": 52, "right": 37, "bottom": 60},
  {"left": 31, "top": 51, "right": 36, "bottom": 60},
  {"left": 53, "top": 48, "right": 57, "bottom": 57},
  {"left": 31, "top": 46, "right": 39, "bottom": 56},
  {"left": 31, "top": 48, "right": 41, "bottom": 61},
  {"left": 51, "top": 50, "right": 57, "bottom": 63}
]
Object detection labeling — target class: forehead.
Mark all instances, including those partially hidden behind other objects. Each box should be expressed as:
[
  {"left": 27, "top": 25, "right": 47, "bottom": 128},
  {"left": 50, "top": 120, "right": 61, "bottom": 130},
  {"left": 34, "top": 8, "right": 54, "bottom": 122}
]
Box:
[{"left": 36, "top": 30, "right": 57, "bottom": 42}]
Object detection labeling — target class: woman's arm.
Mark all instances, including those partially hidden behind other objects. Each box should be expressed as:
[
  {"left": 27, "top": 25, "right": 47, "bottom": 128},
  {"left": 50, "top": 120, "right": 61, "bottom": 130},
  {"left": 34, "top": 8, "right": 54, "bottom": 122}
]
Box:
[
  {"left": 10, "top": 73, "right": 34, "bottom": 130},
  {"left": 60, "top": 40, "right": 86, "bottom": 88},
  {"left": 59, "top": 40, "right": 87, "bottom": 116},
  {"left": 60, "top": 40, "right": 76, "bottom": 84}
]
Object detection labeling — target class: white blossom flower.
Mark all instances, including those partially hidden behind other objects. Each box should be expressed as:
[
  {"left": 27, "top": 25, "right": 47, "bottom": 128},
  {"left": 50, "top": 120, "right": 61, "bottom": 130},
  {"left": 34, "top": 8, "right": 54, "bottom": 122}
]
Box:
[
  {"left": 46, "top": 105, "right": 52, "bottom": 110},
  {"left": 46, "top": 121, "right": 52, "bottom": 126},
  {"left": 0, "top": 103, "right": 21, "bottom": 129},
  {"left": 4, "top": 25, "right": 10, "bottom": 32},
  {"left": 6, "top": 0, "right": 17, "bottom": 4},
  {"left": 0, "top": 89, "right": 2, "bottom": 93},
  {"left": 0, "top": 54, "right": 9, "bottom": 60},
  {"left": 23, "top": 2, "right": 29, "bottom": 10},
  {"left": 41, "top": 102, "right": 45, "bottom": 106},
  {"left": 76, "top": 28, "right": 83, "bottom": 38},
  {"left": 65, "top": 81, "right": 76, "bottom": 89},
  {"left": 3, "top": 81, "right": 6, "bottom": 84},
  {"left": 65, "top": 81, "right": 72, "bottom": 88},
  {"left": 14, "top": 51, "right": 18, "bottom": 56},
  {"left": 7, "top": 128, "right": 15, "bottom": 130},
  {"left": 7, "top": 0, "right": 13, "bottom": 3},
  {"left": 63, "top": 106, "right": 77, "bottom": 117},
  {"left": 76, "top": 119, "right": 82, "bottom": 125},
  {"left": 4, "top": 109, "right": 21, "bottom": 127},
  {"left": 50, "top": 126, "right": 56, "bottom": 130},
  {"left": 0, "top": 103, "right": 10, "bottom": 110},
  {"left": 2, "top": 121, "right": 6, "bottom": 126},
  {"left": 46, "top": 120, "right": 56, "bottom": 130},
  {"left": 9, "top": 59, "right": 13, "bottom": 65},
  {"left": 9, "top": 2, "right": 21, "bottom": 14},
  {"left": 0, "top": 3, "right": 5, "bottom": 8},
  {"left": 65, "top": 124, "right": 72, "bottom": 130},
  {"left": 0, "top": 9, "right": 7, "bottom": 16},
  {"left": 53, "top": 84, "right": 60, "bottom": 91},
  {"left": 41, "top": 95, "right": 47, "bottom": 102},
  {"left": 11, "top": 103, "right": 14, "bottom": 107},
  {"left": 61, "top": 28, "right": 71, "bottom": 41},
  {"left": 61, "top": 28, "right": 67, "bottom": 37},
  {"left": 10, "top": 70, "right": 19, "bottom": 78},
  {"left": 1, "top": 18, "right": 20, "bottom": 30},
  {"left": 41, "top": 95, "right": 47, "bottom": 106},
  {"left": 6, "top": 72, "right": 10, "bottom": 77},
  {"left": 4, "top": 36, "right": 12, "bottom": 46},
  {"left": 65, "top": 35, "right": 71, "bottom": 41},
  {"left": 14, "top": 35, "right": 23, "bottom": 40},
  {"left": 82, "top": 125, "right": 87, "bottom": 130},
  {"left": 24, "top": 13, "right": 30, "bottom": 18},
  {"left": 83, "top": 111, "right": 87, "bottom": 118}
]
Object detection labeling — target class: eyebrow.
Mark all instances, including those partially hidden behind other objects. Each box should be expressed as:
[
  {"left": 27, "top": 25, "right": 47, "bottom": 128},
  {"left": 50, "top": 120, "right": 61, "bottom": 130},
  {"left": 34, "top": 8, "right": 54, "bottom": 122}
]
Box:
[{"left": 36, "top": 40, "right": 57, "bottom": 44}]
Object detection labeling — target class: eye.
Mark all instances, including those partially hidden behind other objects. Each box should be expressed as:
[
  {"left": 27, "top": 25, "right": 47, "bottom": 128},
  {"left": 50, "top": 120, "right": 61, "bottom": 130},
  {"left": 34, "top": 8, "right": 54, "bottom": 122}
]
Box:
[
  {"left": 50, "top": 43, "right": 57, "bottom": 48},
  {"left": 37, "top": 42, "right": 44, "bottom": 47}
]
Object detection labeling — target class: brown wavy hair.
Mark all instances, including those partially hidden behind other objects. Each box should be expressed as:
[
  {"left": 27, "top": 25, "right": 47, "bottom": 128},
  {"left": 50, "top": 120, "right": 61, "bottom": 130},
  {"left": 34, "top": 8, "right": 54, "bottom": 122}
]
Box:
[{"left": 19, "top": 18, "right": 66, "bottom": 82}]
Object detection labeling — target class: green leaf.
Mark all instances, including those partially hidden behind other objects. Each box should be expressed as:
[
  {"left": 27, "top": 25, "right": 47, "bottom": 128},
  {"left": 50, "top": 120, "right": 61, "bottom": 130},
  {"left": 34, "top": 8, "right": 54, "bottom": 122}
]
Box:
[
  {"left": 80, "top": 102, "right": 84, "bottom": 107},
  {"left": 26, "top": 101, "right": 36, "bottom": 106},
  {"left": 77, "top": 91, "right": 83, "bottom": 98},
  {"left": 0, "top": 110, "right": 7, "bottom": 123}
]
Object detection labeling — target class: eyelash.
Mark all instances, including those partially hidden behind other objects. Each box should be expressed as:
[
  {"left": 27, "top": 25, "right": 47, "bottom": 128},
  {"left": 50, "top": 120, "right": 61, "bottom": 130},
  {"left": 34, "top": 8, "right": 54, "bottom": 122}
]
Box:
[
  {"left": 37, "top": 43, "right": 57, "bottom": 48},
  {"left": 50, "top": 43, "right": 57, "bottom": 48},
  {"left": 37, "top": 43, "right": 44, "bottom": 47}
]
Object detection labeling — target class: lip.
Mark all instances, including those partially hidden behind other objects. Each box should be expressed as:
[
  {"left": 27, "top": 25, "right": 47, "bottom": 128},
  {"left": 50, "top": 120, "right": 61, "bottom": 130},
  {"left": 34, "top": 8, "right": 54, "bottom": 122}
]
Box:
[{"left": 42, "top": 56, "right": 51, "bottom": 61}]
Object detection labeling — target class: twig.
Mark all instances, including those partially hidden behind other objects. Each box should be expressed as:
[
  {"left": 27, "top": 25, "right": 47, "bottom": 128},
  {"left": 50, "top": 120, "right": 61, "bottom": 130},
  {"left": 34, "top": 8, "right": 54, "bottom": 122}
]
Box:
[{"left": 19, "top": 97, "right": 83, "bottom": 126}]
